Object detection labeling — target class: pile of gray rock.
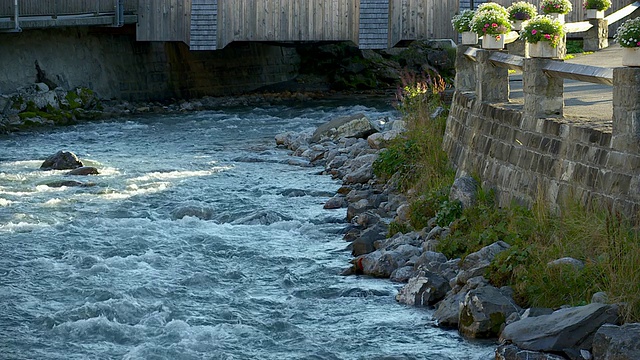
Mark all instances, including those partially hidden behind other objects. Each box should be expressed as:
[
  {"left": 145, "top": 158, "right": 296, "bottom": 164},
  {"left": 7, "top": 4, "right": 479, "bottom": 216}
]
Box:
[{"left": 276, "top": 113, "right": 640, "bottom": 360}]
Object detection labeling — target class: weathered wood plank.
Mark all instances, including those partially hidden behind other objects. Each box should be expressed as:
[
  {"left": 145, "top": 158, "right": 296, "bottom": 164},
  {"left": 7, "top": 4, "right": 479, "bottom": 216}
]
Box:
[{"left": 137, "top": 0, "right": 189, "bottom": 43}]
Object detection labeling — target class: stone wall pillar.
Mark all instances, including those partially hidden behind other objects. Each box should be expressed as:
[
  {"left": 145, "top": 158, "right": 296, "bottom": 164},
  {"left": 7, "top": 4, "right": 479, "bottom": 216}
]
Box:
[
  {"left": 582, "top": 19, "right": 609, "bottom": 51},
  {"left": 476, "top": 49, "right": 509, "bottom": 103},
  {"left": 506, "top": 38, "right": 527, "bottom": 57},
  {"left": 583, "top": 19, "right": 608, "bottom": 52},
  {"left": 454, "top": 45, "right": 476, "bottom": 92},
  {"left": 523, "top": 58, "right": 563, "bottom": 120},
  {"left": 612, "top": 67, "right": 640, "bottom": 152}
]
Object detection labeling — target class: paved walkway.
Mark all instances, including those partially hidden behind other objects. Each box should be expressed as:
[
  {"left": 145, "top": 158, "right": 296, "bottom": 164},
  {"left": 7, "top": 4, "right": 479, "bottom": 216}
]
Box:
[{"left": 509, "top": 43, "right": 622, "bottom": 124}]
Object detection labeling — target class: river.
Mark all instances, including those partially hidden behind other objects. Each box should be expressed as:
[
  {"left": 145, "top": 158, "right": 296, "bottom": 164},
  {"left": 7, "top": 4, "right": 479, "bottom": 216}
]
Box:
[{"left": 0, "top": 100, "right": 495, "bottom": 359}]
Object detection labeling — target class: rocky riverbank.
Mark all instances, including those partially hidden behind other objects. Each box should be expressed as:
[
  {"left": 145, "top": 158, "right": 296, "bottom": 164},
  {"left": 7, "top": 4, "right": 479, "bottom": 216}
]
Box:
[
  {"left": 0, "top": 39, "right": 456, "bottom": 134},
  {"left": 275, "top": 114, "right": 640, "bottom": 360},
  {"left": 0, "top": 82, "right": 344, "bottom": 134}
]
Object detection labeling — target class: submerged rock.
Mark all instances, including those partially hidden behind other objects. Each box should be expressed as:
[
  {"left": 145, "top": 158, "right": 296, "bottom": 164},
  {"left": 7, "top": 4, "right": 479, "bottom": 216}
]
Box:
[
  {"left": 67, "top": 166, "right": 99, "bottom": 176},
  {"left": 44, "top": 180, "right": 95, "bottom": 187},
  {"left": 171, "top": 205, "right": 215, "bottom": 221},
  {"left": 495, "top": 344, "right": 567, "bottom": 360},
  {"left": 40, "top": 150, "right": 83, "bottom": 170}
]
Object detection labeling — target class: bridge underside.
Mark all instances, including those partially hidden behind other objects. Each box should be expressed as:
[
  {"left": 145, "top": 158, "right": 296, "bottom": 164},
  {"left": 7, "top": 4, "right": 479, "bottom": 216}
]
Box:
[{"left": 0, "top": 0, "right": 458, "bottom": 50}]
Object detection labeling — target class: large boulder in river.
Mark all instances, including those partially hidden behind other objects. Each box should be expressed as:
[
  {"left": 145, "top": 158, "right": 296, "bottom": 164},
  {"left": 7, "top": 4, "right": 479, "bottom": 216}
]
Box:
[
  {"left": 500, "top": 303, "right": 620, "bottom": 353},
  {"left": 592, "top": 323, "right": 640, "bottom": 360},
  {"left": 310, "top": 113, "right": 378, "bottom": 143},
  {"left": 40, "top": 151, "right": 83, "bottom": 170},
  {"left": 459, "top": 285, "right": 521, "bottom": 339}
]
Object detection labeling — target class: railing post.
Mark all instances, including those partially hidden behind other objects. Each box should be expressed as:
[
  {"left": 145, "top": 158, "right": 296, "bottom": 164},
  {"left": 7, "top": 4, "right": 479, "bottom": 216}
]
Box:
[
  {"left": 583, "top": 19, "right": 608, "bottom": 52},
  {"left": 476, "top": 49, "right": 509, "bottom": 103},
  {"left": 13, "top": 0, "right": 20, "bottom": 31},
  {"left": 523, "top": 58, "right": 563, "bottom": 120},
  {"left": 455, "top": 45, "right": 476, "bottom": 92},
  {"left": 612, "top": 67, "right": 640, "bottom": 152}
]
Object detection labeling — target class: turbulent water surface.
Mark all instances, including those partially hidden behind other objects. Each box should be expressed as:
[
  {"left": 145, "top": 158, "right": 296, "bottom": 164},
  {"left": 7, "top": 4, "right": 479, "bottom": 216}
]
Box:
[{"left": 0, "top": 100, "right": 495, "bottom": 359}]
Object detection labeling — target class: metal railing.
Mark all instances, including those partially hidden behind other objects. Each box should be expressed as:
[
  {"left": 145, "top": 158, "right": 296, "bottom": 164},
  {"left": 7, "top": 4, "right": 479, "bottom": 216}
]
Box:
[
  {"left": 1, "top": 0, "right": 137, "bottom": 17},
  {"left": 0, "top": 0, "right": 136, "bottom": 31}
]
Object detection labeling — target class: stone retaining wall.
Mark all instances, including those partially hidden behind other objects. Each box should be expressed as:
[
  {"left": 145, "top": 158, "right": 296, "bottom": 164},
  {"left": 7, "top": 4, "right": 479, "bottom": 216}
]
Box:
[
  {"left": 0, "top": 26, "right": 300, "bottom": 101},
  {"left": 444, "top": 90, "right": 640, "bottom": 215}
]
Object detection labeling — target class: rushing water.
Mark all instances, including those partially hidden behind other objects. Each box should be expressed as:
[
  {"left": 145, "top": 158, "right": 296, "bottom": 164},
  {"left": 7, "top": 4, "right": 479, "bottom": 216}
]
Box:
[{"left": 0, "top": 100, "right": 495, "bottom": 359}]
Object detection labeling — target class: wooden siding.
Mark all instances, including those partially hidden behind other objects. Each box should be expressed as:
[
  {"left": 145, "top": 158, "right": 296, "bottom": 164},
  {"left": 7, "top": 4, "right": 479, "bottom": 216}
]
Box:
[
  {"left": 190, "top": 0, "right": 217, "bottom": 50},
  {"left": 389, "top": 0, "right": 404, "bottom": 47},
  {"left": 217, "top": 0, "right": 361, "bottom": 49},
  {"left": 137, "top": 0, "right": 190, "bottom": 43},
  {"left": 402, "top": 0, "right": 458, "bottom": 40},
  {"left": 359, "top": 0, "right": 389, "bottom": 49}
]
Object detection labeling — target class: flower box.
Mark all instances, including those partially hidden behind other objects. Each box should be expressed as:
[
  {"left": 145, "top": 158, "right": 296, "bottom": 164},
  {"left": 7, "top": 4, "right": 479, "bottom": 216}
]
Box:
[
  {"left": 528, "top": 41, "right": 560, "bottom": 58},
  {"left": 547, "top": 13, "right": 565, "bottom": 24},
  {"left": 586, "top": 9, "right": 604, "bottom": 19},
  {"left": 512, "top": 20, "right": 526, "bottom": 31},
  {"left": 461, "top": 31, "right": 479, "bottom": 45},
  {"left": 482, "top": 35, "right": 506, "bottom": 49},
  {"left": 622, "top": 47, "right": 640, "bottom": 67}
]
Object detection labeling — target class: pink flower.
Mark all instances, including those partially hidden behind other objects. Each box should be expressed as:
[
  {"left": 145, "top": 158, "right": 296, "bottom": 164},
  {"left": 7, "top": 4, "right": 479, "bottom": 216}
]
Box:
[
  {"left": 492, "top": 23, "right": 498, "bottom": 28},
  {"left": 495, "top": 35, "right": 501, "bottom": 40},
  {"left": 531, "top": 29, "right": 538, "bottom": 35},
  {"left": 544, "top": 34, "right": 552, "bottom": 39},
  {"left": 484, "top": 23, "right": 490, "bottom": 28},
  {"left": 637, "top": 41, "right": 640, "bottom": 46}
]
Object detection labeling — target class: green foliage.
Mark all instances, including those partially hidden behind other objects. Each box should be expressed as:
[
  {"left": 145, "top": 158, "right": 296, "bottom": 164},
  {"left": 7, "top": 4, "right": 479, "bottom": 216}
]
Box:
[
  {"left": 437, "top": 192, "right": 534, "bottom": 260},
  {"left": 615, "top": 17, "right": 640, "bottom": 48},
  {"left": 435, "top": 200, "right": 463, "bottom": 227},
  {"left": 388, "top": 221, "right": 411, "bottom": 237},
  {"left": 486, "top": 244, "right": 533, "bottom": 289},
  {"left": 565, "top": 40, "right": 583, "bottom": 54},
  {"left": 451, "top": 9, "right": 476, "bottom": 32},
  {"left": 395, "top": 70, "right": 447, "bottom": 117},
  {"left": 476, "top": 2, "right": 509, "bottom": 16},
  {"left": 541, "top": 0, "right": 573, "bottom": 14},
  {"left": 507, "top": 2, "right": 538, "bottom": 21},
  {"left": 520, "top": 16, "right": 565, "bottom": 47},
  {"left": 584, "top": 0, "right": 611, "bottom": 11},
  {"left": 373, "top": 139, "right": 420, "bottom": 186},
  {"left": 409, "top": 186, "right": 450, "bottom": 230},
  {"left": 471, "top": 8, "right": 512, "bottom": 37}
]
